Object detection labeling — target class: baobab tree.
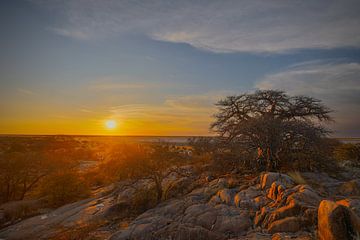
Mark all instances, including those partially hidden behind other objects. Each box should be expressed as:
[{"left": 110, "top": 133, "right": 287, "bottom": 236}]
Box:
[{"left": 211, "top": 90, "right": 332, "bottom": 170}]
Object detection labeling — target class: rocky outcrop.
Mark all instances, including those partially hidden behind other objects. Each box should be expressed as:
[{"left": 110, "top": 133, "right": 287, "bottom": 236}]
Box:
[
  {"left": 255, "top": 182, "right": 321, "bottom": 234},
  {"left": 2, "top": 170, "right": 360, "bottom": 240},
  {"left": 110, "top": 178, "right": 253, "bottom": 240},
  {"left": 260, "top": 172, "right": 294, "bottom": 190},
  {"left": 0, "top": 190, "right": 116, "bottom": 239}
]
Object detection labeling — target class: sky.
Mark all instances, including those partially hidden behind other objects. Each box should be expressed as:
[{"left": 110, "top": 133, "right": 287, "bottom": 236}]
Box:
[{"left": 0, "top": 0, "right": 360, "bottom": 136}]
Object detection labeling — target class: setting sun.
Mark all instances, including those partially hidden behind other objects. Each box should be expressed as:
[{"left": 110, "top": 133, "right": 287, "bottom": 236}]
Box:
[{"left": 105, "top": 120, "right": 117, "bottom": 130}]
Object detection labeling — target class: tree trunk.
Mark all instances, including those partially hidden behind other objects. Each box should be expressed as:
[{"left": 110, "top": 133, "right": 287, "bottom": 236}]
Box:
[
  {"left": 154, "top": 177, "right": 163, "bottom": 204},
  {"left": 266, "top": 147, "right": 277, "bottom": 171}
]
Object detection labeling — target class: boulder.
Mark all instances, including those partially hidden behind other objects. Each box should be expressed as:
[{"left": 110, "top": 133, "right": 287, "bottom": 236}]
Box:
[
  {"left": 285, "top": 185, "right": 321, "bottom": 207},
  {"left": 317, "top": 200, "right": 359, "bottom": 240},
  {"left": 217, "top": 189, "right": 234, "bottom": 205},
  {"left": 264, "top": 200, "right": 301, "bottom": 227},
  {"left": 260, "top": 173, "right": 294, "bottom": 190},
  {"left": 212, "top": 205, "right": 251, "bottom": 235},
  {"left": 214, "top": 188, "right": 237, "bottom": 205},
  {"left": 206, "top": 175, "right": 215, "bottom": 182},
  {"left": 267, "top": 216, "right": 302, "bottom": 233},
  {"left": 234, "top": 187, "right": 262, "bottom": 209},
  {"left": 163, "top": 176, "right": 196, "bottom": 199},
  {"left": 337, "top": 180, "right": 360, "bottom": 196},
  {"left": 337, "top": 198, "right": 360, "bottom": 216}
]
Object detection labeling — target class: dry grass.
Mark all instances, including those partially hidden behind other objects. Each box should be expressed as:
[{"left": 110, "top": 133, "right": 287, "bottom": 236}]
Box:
[{"left": 287, "top": 171, "right": 307, "bottom": 185}]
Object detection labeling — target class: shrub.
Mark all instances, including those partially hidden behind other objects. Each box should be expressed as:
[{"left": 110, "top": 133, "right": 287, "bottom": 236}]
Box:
[
  {"left": 131, "top": 186, "right": 158, "bottom": 214},
  {"left": 334, "top": 143, "right": 360, "bottom": 166},
  {"left": 40, "top": 171, "right": 90, "bottom": 207},
  {"left": 0, "top": 199, "right": 43, "bottom": 226}
]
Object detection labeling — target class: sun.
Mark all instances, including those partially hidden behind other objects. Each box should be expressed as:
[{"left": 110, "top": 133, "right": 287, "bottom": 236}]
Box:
[{"left": 105, "top": 120, "right": 117, "bottom": 130}]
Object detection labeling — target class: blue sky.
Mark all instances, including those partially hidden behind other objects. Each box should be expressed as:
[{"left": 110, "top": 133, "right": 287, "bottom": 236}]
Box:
[{"left": 1, "top": 0, "right": 360, "bottom": 136}]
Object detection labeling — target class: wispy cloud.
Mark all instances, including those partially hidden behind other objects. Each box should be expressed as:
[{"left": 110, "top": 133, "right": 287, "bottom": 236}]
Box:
[
  {"left": 34, "top": 0, "right": 360, "bottom": 53},
  {"left": 90, "top": 82, "right": 148, "bottom": 91},
  {"left": 17, "top": 88, "right": 35, "bottom": 95},
  {"left": 51, "top": 28, "right": 89, "bottom": 40},
  {"left": 88, "top": 75, "right": 152, "bottom": 91},
  {"left": 256, "top": 61, "right": 360, "bottom": 136},
  {"left": 106, "top": 92, "right": 228, "bottom": 134},
  {"left": 80, "top": 108, "right": 94, "bottom": 113}
]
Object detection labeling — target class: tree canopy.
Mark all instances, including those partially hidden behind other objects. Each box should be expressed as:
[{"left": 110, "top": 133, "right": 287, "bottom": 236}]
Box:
[{"left": 211, "top": 90, "right": 332, "bottom": 170}]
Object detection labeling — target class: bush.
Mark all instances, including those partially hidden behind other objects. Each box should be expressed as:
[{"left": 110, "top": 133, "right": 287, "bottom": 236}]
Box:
[
  {"left": 131, "top": 186, "right": 158, "bottom": 214},
  {"left": 0, "top": 199, "right": 43, "bottom": 227},
  {"left": 334, "top": 143, "right": 360, "bottom": 166},
  {"left": 40, "top": 171, "right": 90, "bottom": 207}
]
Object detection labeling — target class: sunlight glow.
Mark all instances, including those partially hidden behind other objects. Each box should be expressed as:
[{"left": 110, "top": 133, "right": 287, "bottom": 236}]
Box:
[{"left": 105, "top": 120, "right": 117, "bottom": 130}]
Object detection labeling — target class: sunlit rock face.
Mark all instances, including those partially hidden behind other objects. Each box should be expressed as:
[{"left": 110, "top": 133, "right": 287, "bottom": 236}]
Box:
[{"left": 318, "top": 200, "right": 360, "bottom": 240}]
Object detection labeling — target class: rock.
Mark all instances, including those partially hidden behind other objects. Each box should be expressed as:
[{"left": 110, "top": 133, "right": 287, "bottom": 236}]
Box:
[
  {"left": 260, "top": 173, "right": 294, "bottom": 190},
  {"left": 164, "top": 176, "right": 196, "bottom": 199},
  {"left": 271, "top": 232, "right": 313, "bottom": 240},
  {"left": 255, "top": 184, "right": 320, "bottom": 231},
  {"left": 300, "top": 172, "right": 342, "bottom": 196},
  {"left": 154, "top": 223, "right": 225, "bottom": 240},
  {"left": 0, "top": 186, "right": 118, "bottom": 239},
  {"left": 254, "top": 206, "right": 270, "bottom": 227},
  {"left": 212, "top": 205, "right": 251, "bottom": 235},
  {"left": 285, "top": 185, "right": 321, "bottom": 207},
  {"left": 337, "top": 179, "right": 360, "bottom": 196},
  {"left": 268, "top": 216, "right": 302, "bottom": 233},
  {"left": 234, "top": 187, "right": 262, "bottom": 208},
  {"left": 206, "top": 175, "right": 215, "bottom": 182},
  {"left": 337, "top": 198, "right": 360, "bottom": 216},
  {"left": 267, "top": 182, "right": 285, "bottom": 201},
  {"left": 215, "top": 188, "right": 237, "bottom": 205},
  {"left": 317, "top": 200, "right": 358, "bottom": 240},
  {"left": 264, "top": 200, "right": 301, "bottom": 227},
  {"left": 104, "top": 201, "right": 132, "bottom": 219}
]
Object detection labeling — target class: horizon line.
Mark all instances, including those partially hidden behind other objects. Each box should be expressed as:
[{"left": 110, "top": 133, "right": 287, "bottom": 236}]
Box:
[{"left": 0, "top": 134, "right": 359, "bottom": 140}]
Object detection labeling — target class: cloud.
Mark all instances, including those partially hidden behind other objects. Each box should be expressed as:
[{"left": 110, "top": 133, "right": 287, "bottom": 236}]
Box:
[
  {"left": 17, "top": 88, "right": 35, "bottom": 95},
  {"left": 164, "top": 94, "right": 221, "bottom": 111},
  {"left": 88, "top": 75, "right": 194, "bottom": 92},
  {"left": 35, "top": 0, "right": 360, "bottom": 53},
  {"left": 106, "top": 92, "right": 227, "bottom": 135},
  {"left": 51, "top": 28, "right": 89, "bottom": 40},
  {"left": 256, "top": 61, "right": 360, "bottom": 136},
  {"left": 90, "top": 82, "right": 148, "bottom": 91},
  {"left": 88, "top": 75, "right": 153, "bottom": 91},
  {"left": 80, "top": 108, "right": 94, "bottom": 113}
]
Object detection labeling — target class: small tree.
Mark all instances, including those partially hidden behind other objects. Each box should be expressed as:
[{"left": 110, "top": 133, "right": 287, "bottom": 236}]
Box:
[
  {"left": 211, "top": 90, "right": 332, "bottom": 170},
  {"left": 113, "top": 143, "right": 187, "bottom": 204},
  {"left": 0, "top": 151, "right": 50, "bottom": 203}
]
